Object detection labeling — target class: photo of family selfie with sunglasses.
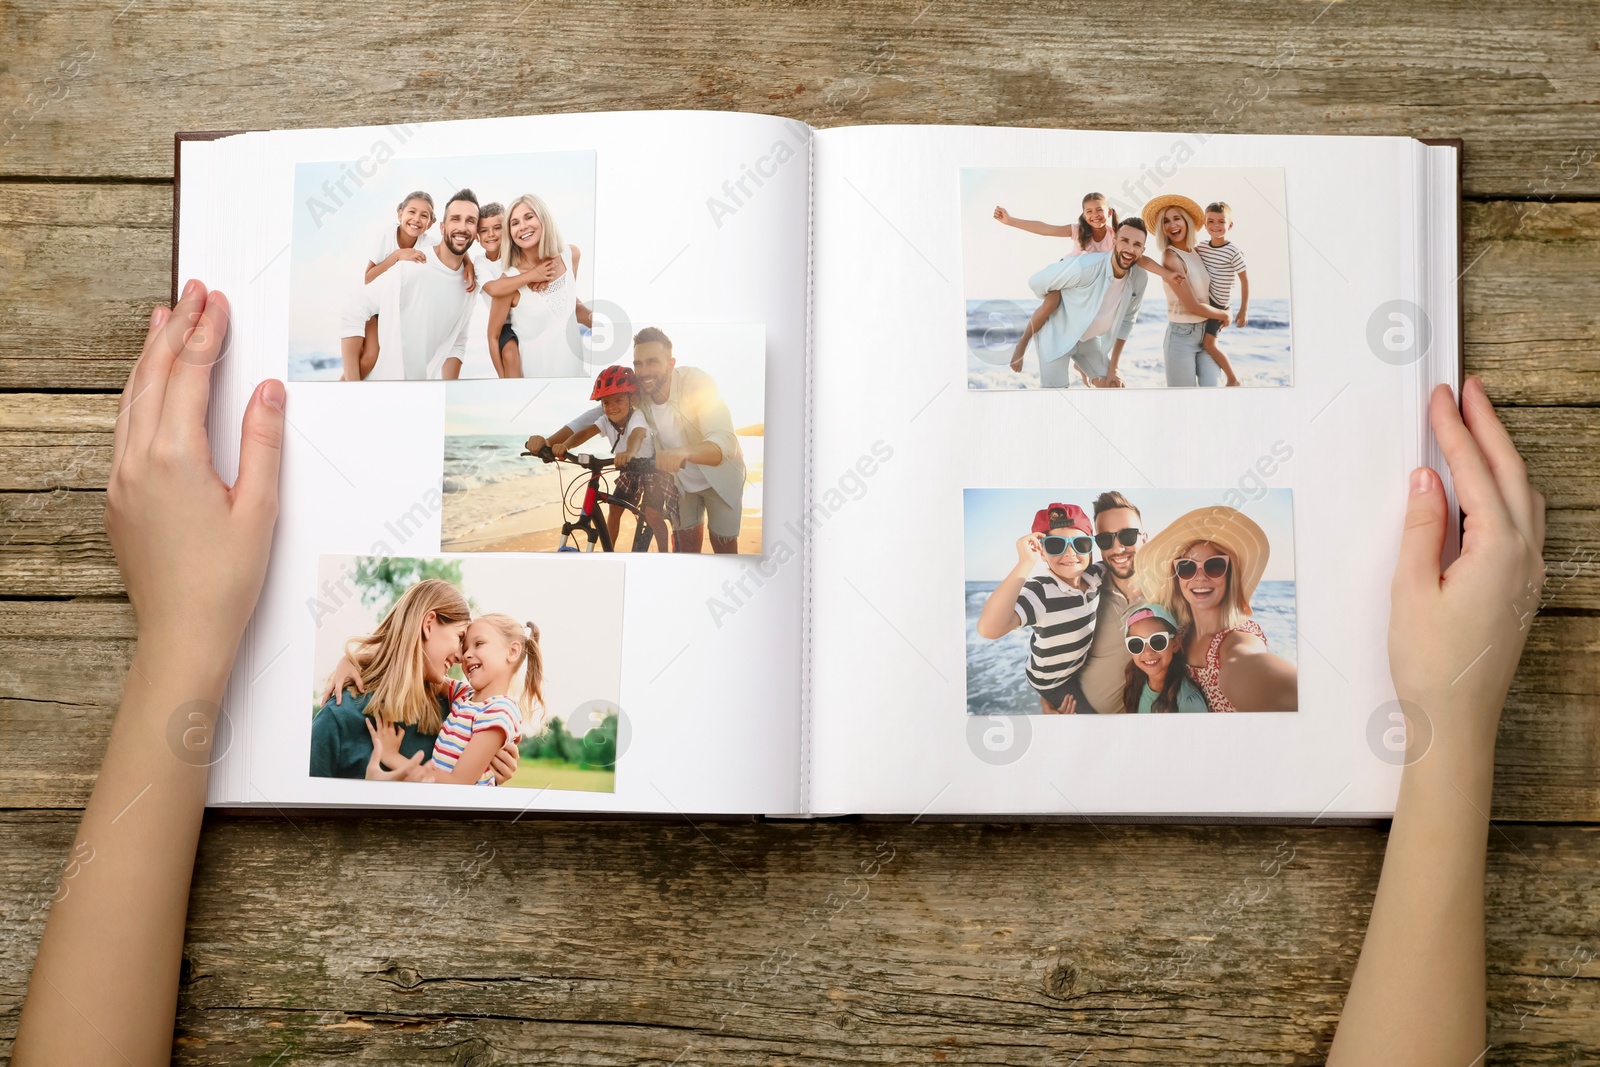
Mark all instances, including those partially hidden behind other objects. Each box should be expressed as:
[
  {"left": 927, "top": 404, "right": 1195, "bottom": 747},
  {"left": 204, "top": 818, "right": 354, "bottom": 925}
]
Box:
[{"left": 964, "top": 487, "right": 1298, "bottom": 716}]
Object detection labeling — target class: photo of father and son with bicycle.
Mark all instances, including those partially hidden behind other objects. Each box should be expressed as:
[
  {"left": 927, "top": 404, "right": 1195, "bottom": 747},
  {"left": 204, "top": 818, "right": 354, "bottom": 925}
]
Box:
[
  {"left": 964, "top": 488, "right": 1299, "bottom": 717},
  {"left": 961, "top": 165, "right": 1294, "bottom": 390}
]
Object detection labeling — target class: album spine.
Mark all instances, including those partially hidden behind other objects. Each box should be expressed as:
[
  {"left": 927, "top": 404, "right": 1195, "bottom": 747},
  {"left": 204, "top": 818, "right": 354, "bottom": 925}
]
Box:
[{"left": 797, "top": 123, "right": 817, "bottom": 817}]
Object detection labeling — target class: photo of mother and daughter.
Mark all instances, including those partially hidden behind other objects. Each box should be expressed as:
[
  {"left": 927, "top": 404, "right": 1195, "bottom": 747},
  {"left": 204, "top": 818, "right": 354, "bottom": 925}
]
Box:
[
  {"left": 967, "top": 491, "right": 1299, "bottom": 716},
  {"left": 308, "top": 557, "right": 624, "bottom": 791}
]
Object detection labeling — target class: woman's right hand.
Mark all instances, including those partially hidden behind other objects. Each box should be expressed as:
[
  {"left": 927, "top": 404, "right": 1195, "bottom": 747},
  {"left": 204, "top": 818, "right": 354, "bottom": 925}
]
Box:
[
  {"left": 1389, "top": 378, "right": 1545, "bottom": 754},
  {"left": 993, "top": 205, "right": 1012, "bottom": 224}
]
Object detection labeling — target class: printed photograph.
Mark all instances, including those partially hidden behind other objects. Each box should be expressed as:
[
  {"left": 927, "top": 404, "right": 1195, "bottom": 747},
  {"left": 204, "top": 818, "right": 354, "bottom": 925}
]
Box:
[
  {"left": 309, "top": 554, "right": 624, "bottom": 793},
  {"left": 288, "top": 149, "right": 597, "bottom": 381},
  {"left": 961, "top": 167, "right": 1293, "bottom": 390},
  {"left": 965, "top": 488, "right": 1297, "bottom": 715},
  {"left": 442, "top": 323, "right": 766, "bottom": 554}
]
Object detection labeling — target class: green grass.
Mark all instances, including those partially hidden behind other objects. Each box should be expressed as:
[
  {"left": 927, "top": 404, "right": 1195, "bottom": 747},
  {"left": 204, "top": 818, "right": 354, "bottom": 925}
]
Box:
[{"left": 505, "top": 758, "right": 615, "bottom": 794}]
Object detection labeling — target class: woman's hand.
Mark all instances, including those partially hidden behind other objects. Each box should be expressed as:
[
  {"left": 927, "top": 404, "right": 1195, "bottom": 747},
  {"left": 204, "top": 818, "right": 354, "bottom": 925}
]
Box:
[
  {"left": 1389, "top": 378, "right": 1546, "bottom": 752},
  {"left": 993, "top": 205, "right": 1012, "bottom": 224},
  {"left": 319, "top": 654, "right": 364, "bottom": 706},
  {"left": 106, "top": 281, "right": 284, "bottom": 673}
]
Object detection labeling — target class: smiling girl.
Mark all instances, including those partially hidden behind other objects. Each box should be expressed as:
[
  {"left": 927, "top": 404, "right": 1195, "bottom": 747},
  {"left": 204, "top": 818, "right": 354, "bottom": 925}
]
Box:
[
  {"left": 1119, "top": 604, "right": 1210, "bottom": 713},
  {"left": 368, "top": 615, "right": 545, "bottom": 786}
]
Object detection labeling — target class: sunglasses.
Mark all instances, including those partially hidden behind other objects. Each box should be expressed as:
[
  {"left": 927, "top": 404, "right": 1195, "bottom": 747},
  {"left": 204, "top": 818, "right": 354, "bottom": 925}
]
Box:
[
  {"left": 1125, "top": 632, "right": 1175, "bottom": 655},
  {"left": 1173, "top": 556, "right": 1230, "bottom": 580},
  {"left": 1040, "top": 534, "right": 1094, "bottom": 557},
  {"left": 1095, "top": 527, "right": 1141, "bottom": 550}
]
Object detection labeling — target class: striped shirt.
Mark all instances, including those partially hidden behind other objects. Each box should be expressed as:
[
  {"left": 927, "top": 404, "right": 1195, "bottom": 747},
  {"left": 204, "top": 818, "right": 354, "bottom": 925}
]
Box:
[
  {"left": 1194, "top": 240, "right": 1248, "bottom": 308},
  {"left": 431, "top": 679, "right": 521, "bottom": 786},
  {"left": 1013, "top": 563, "right": 1104, "bottom": 693}
]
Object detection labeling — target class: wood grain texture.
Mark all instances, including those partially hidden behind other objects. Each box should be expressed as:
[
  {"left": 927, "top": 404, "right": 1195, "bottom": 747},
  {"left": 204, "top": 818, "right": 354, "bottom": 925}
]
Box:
[
  {"left": 2, "top": 187, "right": 1597, "bottom": 398},
  {"left": 2, "top": 813, "right": 1599, "bottom": 1065},
  {"left": 2, "top": 4, "right": 1598, "bottom": 1062},
  {"left": 2, "top": 600, "right": 1596, "bottom": 823},
  {"left": 2, "top": 1, "right": 1600, "bottom": 196}
]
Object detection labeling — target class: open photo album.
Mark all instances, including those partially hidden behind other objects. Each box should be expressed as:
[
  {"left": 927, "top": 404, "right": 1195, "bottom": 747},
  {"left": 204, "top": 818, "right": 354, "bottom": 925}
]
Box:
[{"left": 174, "top": 111, "right": 1460, "bottom": 819}]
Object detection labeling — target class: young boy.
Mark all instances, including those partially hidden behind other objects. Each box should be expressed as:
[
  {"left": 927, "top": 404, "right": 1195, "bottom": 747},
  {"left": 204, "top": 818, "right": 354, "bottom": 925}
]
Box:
[
  {"left": 974, "top": 502, "right": 1104, "bottom": 713},
  {"left": 523, "top": 366, "right": 678, "bottom": 552},
  {"left": 443, "top": 202, "right": 515, "bottom": 381},
  {"left": 1195, "top": 201, "right": 1249, "bottom": 387}
]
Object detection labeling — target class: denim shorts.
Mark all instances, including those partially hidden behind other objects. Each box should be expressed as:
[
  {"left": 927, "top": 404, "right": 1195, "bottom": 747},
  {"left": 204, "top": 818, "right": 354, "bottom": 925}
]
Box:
[{"left": 1164, "top": 321, "right": 1223, "bottom": 387}]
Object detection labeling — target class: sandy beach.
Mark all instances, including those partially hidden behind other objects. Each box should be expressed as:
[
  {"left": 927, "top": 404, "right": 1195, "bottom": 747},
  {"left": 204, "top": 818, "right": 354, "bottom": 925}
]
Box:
[{"left": 442, "top": 444, "right": 766, "bottom": 554}]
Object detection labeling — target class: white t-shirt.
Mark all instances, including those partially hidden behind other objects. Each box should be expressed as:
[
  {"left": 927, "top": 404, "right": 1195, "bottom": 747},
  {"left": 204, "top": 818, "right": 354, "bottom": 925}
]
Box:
[
  {"left": 469, "top": 248, "right": 504, "bottom": 309},
  {"left": 367, "top": 249, "right": 475, "bottom": 380},
  {"left": 647, "top": 399, "right": 713, "bottom": 493},
  {"left": 1080, "top": 273, "right": 1129, "bottom": 340},
  {"left": 566, "top": 404, "right": 654, "bottom": 458},
  {"left": 369, "top": 223, "right": 438, "bottom": 267}
]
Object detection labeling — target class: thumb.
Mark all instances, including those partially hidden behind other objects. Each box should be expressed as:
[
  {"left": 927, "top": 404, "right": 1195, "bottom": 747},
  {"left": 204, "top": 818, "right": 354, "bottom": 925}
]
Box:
[
  {"left": 235, "top": 379, "right": 285, "bottom": 518},
  {"left": 1395, "top": 466, "right": 1446, "bottom": 593}
]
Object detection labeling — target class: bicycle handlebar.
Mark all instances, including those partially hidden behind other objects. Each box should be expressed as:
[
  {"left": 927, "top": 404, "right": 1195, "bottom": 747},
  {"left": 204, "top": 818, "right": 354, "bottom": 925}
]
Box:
[{"left": 521, "top": 447, "right": 655, "bottom": 475}]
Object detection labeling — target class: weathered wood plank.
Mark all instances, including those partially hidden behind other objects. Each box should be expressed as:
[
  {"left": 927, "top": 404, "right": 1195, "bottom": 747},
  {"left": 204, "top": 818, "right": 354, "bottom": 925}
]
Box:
[
  {"left": 2, "top": 187, "right": 1597, "bottom": 401},
  {"left": 1, "top": 813, "right": 1597, "bottom": 1065},
  {"left": 1, "top": 601, "right": 1595, "bottom": 823},
  {"left": 1, "top": 0, "right": 1599, "bottom": 198}
]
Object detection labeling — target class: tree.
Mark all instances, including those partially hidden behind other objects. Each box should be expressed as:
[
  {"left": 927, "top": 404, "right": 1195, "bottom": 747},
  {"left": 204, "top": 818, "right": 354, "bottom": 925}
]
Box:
[{"left": 351, "top": 557, "right": 467, "bottom": 618}]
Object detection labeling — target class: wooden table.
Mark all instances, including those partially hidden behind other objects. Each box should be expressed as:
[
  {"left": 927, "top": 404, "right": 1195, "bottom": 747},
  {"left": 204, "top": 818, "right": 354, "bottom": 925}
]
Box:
[{"left": 2, "top": 2, "right": 1598, "bottom": 1062}]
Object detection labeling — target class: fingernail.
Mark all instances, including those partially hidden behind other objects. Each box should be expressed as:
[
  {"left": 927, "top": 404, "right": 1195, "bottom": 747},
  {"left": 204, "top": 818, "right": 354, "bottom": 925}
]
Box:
[
  {"left": 261, "top": 378, "right": 285, "bottom": 411},
  {"left": 1412, "top": 467, "right": 1432, "bottom": 494},
  {"left": 152, "top": 306, "right": 170, "bottom": 329},
  {"left": 182, "top": 279, "right": 202, "bottom": 300}
]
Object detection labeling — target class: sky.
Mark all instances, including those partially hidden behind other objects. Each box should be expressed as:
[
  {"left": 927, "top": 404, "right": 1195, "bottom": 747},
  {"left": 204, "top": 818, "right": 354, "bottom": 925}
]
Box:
[
  {"left": 288, "top": 148, "right": 597, "bottom": 371},
  {"left": 443, "top": 322, "right": 767, "bottom": 437},
  {"left": 964, "top": 486, "right": 1296, "bottom": 583},
  {"left": 960, "top": 167, "right": 1292, "bottom": 302},
  {"left": 311, "top": 555, "right": 623, "bottom": 728}
]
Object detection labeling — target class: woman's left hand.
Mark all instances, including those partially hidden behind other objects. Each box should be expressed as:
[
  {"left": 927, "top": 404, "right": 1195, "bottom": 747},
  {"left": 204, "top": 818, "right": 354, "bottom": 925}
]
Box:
[{"left": 106, "top": 281, "right": 284, "bottom": 670}]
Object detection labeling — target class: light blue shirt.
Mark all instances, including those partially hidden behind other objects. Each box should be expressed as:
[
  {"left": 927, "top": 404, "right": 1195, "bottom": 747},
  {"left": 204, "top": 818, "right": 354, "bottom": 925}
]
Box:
[
  {"left": 1135, "top": 676, "right": 1212, "bottom": 714},
  {"left": 1027, "top": 252, "right": 1148, "bottom": 365}
]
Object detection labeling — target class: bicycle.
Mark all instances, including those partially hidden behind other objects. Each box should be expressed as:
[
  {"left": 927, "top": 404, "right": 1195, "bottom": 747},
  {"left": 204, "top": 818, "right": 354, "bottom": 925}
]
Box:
[{"left": 522, "top": 445, "right": 672, "bottom": 552}]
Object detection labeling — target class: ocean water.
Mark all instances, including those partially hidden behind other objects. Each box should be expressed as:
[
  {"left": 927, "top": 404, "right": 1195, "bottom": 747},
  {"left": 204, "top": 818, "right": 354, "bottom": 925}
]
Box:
[
  {"left": 442, "top": 434, "right": 766, "bottom": 500},
  {"left": 443, "top": 435, "right": 552, "bottom": 493},
  {"left": 965, "top": 578, "right": 1299, "bottom": 715},
  {"left": 966, "top": 297, "right": 1292, "bottom": 390}
]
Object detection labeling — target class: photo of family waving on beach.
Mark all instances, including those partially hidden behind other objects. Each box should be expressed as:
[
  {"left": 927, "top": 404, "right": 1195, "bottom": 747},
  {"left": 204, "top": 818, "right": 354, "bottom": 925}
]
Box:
[
  {"left": 442, "top": 323, "right": 766, "bottom": 555},
  {"left": 961, "top": 167, "right": 1293, "bottom": 390},
  {"left": 965, "top": 488, "right": 1298, "bottom": 716},
  {"left": 308, "top": 555, "right": 624, "bottom": 792},
  {"left": 288, "top": 149, "right": 597, "bottom": 381}
]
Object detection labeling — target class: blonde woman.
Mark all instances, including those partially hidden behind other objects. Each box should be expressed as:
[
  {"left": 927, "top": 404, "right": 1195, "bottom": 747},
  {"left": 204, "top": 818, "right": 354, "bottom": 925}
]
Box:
[
  {"left": 482, "top": 193, "right": 592, "bottom": 378},
  {"left": 1140, "top": 194, "right": 1238, "bottom": 387},
  {"left": 309, "top": 578, "right": 518, "bottom": 781},
  {"left": 1134, "top": 506, "right": 1298, "bottom": 712}
]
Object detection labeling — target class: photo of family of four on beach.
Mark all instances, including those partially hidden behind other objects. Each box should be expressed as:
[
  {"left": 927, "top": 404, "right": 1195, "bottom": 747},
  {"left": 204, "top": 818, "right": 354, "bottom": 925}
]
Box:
[
  {"left": 965, "top": 488, "right": 1299, "bottom": 716},
  {"left": 961, "top": 167, "right": 1293, "bottom": 390},
  {"left": 441, "top": 323, "right": 766, "bottom": 555},
  {"left": 309, "top": 556, "right": 624, "bottom": 793},
  {"left": 287, "top": 149, "right": 597, "bottom": 381}
]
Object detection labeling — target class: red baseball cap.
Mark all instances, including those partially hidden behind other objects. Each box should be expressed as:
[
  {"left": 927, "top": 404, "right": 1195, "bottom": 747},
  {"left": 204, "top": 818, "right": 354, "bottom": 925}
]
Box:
[{"left": 1032, "top": 502, "right": 1092, "bottom": 536}]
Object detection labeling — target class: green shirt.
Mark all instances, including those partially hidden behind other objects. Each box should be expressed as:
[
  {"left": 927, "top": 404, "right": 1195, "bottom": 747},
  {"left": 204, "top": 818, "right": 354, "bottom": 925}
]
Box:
[
  {"left": 309, "top": 688, "right": 448, "bottom": 779},
  {"left": 1135, "top": 676, "right": 1212, "bottom": 714}
]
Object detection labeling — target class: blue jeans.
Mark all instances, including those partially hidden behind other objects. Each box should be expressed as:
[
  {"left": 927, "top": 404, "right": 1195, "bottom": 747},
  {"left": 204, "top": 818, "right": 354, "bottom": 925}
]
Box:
[{"left": 1164, "top": 321, "right": 1222, "bottom": 387}]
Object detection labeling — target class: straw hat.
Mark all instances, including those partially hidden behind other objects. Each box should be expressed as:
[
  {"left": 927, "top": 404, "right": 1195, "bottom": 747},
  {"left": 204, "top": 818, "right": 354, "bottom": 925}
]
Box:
[
  {"left": 1140, "top": 194, "right": 1206, "bottom": 245},
  {"left": 1133, "top": 506, "right": 1271, "bottom": 613}
]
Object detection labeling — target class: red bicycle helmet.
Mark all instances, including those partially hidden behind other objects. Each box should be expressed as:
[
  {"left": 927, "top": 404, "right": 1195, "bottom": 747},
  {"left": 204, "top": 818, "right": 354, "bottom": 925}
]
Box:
[{"left": 590, "top": 364, "right": 637, "bottom": 400}]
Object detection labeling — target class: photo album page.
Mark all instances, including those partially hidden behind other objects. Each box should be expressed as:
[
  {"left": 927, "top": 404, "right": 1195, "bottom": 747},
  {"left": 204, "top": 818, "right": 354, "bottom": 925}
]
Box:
[
  {"left": 806, "top": 125, "right": 1458, "bottom": 818},
  {"left": 176, "top": 111, "right": 812, "bottom": 815}
]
